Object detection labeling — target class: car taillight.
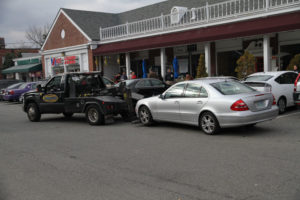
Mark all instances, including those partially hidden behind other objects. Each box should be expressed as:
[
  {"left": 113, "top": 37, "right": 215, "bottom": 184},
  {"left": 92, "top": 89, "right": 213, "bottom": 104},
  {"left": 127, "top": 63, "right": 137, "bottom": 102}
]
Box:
[
  {"left": 8, "top": 90, "right": 14, "bottom": 95},
  {"left": 231, "top": 99, "right": 249, "bottom": 111},
  {"left": 294, "top": 74, "right": 300, "bottom": 92},
  {"left": 272, "top": 95, "right": 276, "bottom": 105}
]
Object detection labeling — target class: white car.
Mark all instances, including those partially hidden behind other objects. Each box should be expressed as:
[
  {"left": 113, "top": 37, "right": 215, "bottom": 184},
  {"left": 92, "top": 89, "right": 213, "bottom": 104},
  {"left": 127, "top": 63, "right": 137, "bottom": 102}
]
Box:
[{"left": 244, "top": 71, "right": 298, "bottom": 113}]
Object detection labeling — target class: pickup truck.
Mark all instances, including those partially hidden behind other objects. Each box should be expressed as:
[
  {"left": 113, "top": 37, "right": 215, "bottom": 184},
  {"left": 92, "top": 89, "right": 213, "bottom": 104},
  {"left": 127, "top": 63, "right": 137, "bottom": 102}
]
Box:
[{"left": 23, "top": 72, "right": 128, "bottom": 125}]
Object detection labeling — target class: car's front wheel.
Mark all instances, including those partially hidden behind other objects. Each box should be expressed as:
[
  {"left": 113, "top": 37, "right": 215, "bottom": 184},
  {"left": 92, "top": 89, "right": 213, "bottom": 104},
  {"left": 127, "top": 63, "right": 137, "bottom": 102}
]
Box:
[
  {"left": 200, "top": 112, "right": 220, "bottom": 135},
  {"left": 138, "top": 106, "right": 153, "bottom": 126},
  {"left": 85, "top": 105, "right": 104, "bottom": 125},
  {"left": 27, "top": 103, "right": 41, "bottom": 122}
]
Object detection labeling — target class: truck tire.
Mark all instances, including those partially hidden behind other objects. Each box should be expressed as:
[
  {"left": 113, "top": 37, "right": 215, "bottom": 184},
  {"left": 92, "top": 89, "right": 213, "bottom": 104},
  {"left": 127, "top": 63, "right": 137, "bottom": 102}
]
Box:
[
  {"left": 85, "top": 105, "right": 104, "bottom": 125},
  {"left": 27, "top": 103, "right": 41, "bottom": 122}
]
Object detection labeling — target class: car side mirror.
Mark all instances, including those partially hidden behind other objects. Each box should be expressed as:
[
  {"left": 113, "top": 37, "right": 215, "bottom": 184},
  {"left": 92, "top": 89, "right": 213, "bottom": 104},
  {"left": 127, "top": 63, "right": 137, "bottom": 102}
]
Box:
[
  {"left": 37, "top": 85, "right": 42, "bottom": 92},
  {"left": 159, "top": 94, "right": 165, "bottom": 99}
]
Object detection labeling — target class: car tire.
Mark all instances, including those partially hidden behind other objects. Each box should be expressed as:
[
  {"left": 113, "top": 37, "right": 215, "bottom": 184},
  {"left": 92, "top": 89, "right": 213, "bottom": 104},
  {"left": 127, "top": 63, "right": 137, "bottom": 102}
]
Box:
[
  {"left": 278, "top": 97, "right": 286, "bottom": 114},
  {"left": 200, "top": 112, "right": 220, "bottom": 135},
  {"left": 138, "top": 106, "right": 153, "bottom": 126},
  {"left": 27, "top": 103, "right": 41, "bottom": 122},
  {"left": 85, "top": 105, "right": 104, "bottom": 125},
  {"left": 63, "top": 112, "right": 74, "bottom": 119}
]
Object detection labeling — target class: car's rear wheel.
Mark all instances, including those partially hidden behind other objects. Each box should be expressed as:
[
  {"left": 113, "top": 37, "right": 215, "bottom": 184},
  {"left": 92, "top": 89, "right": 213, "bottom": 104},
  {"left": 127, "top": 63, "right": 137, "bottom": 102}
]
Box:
[
  {"left": 200, "top": 112, "right": 220, "bottom": 135},
  {"left": 138, "top": 106, "right": 153, "bottom": 126},
  {"left": 63, "top": 112, "right": 73, "bottom": 119},
  {"left": 27, "top": 103, "right": 41, "bottom": 122},
  {"left": 278, "top": 97, "right": 286, "bottom": 114},
  {"left": 85, "top": 105, "right": 104, "bottom": 125}
]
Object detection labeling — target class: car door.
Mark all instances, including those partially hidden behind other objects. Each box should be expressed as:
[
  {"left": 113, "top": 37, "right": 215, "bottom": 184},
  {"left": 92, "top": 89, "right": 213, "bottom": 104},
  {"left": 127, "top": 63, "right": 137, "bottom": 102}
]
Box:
[
  {"left": 179, "top": 83, "right": 209, "bottom": 123},
  {"left": 274, "top": 72, "right": 298, "bottom": 106},
  {"left": 155, "top": 83, "right": 186, "bottom": 122},
  {"left": 40, "top": 76, "right": 65, "bottom": 113},
  {"left": 135, "top": 80, "right": 153, "bottom": 98},
  {"left": 150, "top": 79, "right": 168, "bottom": 96}
]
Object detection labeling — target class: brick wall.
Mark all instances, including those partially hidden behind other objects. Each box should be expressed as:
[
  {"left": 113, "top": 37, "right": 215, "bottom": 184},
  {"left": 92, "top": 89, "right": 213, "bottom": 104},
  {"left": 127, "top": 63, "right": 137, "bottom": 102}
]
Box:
[{"left": 43, "top": 12, "right": 89, "bottom": 51}]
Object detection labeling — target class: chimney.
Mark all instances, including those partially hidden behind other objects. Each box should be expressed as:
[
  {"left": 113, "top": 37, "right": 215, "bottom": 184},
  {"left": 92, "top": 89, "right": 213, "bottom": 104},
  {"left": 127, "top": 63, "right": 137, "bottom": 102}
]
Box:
[{"left": 0, "top": 38, "right": 5, "bottom": 49}]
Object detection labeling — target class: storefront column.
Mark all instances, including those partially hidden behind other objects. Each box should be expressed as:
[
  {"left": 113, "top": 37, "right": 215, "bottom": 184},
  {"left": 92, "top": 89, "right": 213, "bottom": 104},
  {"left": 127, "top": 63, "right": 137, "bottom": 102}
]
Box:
[
  {"left": 205, "top": 42, "right": 212, "bottom": 76},
  {"left": 160, "top": 48, "right": 166, "bottom": 81},
  {"left": 125, "top": 53, "right": 131, "bottom": 79},
  {"left": 263, "top": 35, "right": 271, "bottom": 72},
  {"left": 15, "top": 73, "right": 20, "bottom": 80}
]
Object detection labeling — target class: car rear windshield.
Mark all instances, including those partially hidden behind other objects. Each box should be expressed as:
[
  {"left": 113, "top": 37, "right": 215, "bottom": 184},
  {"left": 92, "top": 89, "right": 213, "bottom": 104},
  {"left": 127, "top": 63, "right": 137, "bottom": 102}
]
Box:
[
  {"left": 244, "top": 75, "right": 273, "bottom": 82},
  {"left": 211, "top": 81, "right": 256, "bottom": 95}
]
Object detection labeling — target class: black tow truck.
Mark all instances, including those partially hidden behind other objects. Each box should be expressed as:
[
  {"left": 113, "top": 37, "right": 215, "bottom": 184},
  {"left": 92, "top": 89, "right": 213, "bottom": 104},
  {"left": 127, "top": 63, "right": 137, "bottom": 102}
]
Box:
[{"left": 23, "top": 72, "right": 129, "bottom": 125}]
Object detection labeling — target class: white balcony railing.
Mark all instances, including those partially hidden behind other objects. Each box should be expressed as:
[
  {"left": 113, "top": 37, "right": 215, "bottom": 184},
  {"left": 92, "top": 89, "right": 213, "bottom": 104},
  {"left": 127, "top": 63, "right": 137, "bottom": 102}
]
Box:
[{"left": 100, "top": 0, "right": 300, "bottom": 43}]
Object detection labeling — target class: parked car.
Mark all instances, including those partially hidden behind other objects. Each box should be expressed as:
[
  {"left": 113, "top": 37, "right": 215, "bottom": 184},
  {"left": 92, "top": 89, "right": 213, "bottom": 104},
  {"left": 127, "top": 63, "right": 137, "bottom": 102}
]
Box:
[
  {"left": 116, "top": 78, "right": 169, "bottom": 103},
  {"left": 293, "top": 73, "right": 300, "bottom": 106},
  {"left": 196, "top": 76, "right": 239, "bottom": 81},
  {"left": 136, "top": 79, "right": 278, "bottom": 135},
  {"left": 0, "top": 82, "right": 24, "bottom": 101},
  {"left": 19, "top": 80, "right": 48, "bottom": 103},
  {"left": 244, "top": 71, "right": 298, "bottom": 113},
  {"left": 3, "top": 82, "right": 37, "bottom": 102}
]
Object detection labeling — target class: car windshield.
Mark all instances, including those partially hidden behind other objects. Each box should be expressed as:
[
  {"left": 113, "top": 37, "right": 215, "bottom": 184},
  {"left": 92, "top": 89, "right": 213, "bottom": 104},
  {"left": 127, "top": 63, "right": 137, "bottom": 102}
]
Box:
[
  {"left": 245, "top": 75, "right": 273, "bottom": 82},
  {"left": 211, "top": 81, "right": 256, "bottom": 95},
  {"left": 7, "top": 83, "right": 22, "bottom": 89},
  {"left": 18, "top": 83, "right": 29, "bottom": 89}
]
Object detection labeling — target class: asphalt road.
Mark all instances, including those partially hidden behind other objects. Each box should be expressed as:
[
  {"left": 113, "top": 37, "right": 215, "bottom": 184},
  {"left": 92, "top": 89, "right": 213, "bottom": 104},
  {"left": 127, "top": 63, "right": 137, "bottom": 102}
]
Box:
[{"left": 0, "top": 102, "right": 300, "bottom": 200}]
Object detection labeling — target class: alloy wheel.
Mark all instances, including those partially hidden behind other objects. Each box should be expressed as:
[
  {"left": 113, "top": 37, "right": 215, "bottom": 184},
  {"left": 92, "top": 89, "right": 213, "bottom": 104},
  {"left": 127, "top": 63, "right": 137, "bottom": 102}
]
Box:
[{"left": 201, "top": 114, "right": 216, "bottom": 134}]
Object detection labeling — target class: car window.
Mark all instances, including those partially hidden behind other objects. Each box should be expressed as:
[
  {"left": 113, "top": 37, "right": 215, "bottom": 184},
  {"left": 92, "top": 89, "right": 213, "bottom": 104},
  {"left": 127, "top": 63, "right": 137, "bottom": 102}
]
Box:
[
  {"left": 103, "top": 78, "right": 113, "bottom": 86},
  {"left": 211, "top": 81, "right": 255, "bottom": 95},
  {"left": 275, "top": 73, "right": 298, "bottom": 84},
  {"left": 18, "top": 83, "right": 28, "bottom": 89},
  {"left": 245, "top": 75, "right": 273, "bottom": 82},
  {"left": 151, "top": 79, "right": 164, "bottom": 87},
  {"left": 164, "top": 84, "right": 185, "bottom": 98},
  {"left": 200, "top": 87, "right": 208, "bottom": 98},
  {"left": 46, "top": 76, "right": 62, "bottom": 91},
  {"left": 184, "top": 83, "right": 201, "bottom": 98},
  {"left": 136, "top": 80, "right": 151, "bottom": 88}
]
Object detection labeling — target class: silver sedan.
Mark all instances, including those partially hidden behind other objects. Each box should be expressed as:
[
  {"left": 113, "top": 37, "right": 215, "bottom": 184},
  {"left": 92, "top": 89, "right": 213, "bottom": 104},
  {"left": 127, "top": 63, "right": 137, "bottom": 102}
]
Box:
[{"left": 135, "top": 79, "right": 279, "bottom": 135}]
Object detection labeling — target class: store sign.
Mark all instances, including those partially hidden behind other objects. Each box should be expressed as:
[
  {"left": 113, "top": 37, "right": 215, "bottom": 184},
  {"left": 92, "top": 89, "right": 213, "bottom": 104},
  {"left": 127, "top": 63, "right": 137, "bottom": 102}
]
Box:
[{"left": 51, "top": 56, "right": 79, "bottom": 67}]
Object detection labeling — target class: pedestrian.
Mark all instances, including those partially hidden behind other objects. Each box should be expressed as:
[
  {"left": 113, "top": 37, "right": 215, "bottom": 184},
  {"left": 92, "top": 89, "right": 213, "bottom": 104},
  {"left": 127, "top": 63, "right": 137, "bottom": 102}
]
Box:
[
  {"left": 131, "top": 71, "right": 137, "bottom": 79},
  {"left": 165, "top": 68, "right": 174, "bottom": 81},
  {"left": 120, "top": 71, "right": 128, "bottom": 80},
  {"left": 293, "top": 64, "right": 300, "bottom": 73},
  {"left": 148, "top": 69, "right": 158, "bottom": 79},
  {"left": 185, "top": 73, "right": 193, "bottom": 80},
  {"left": 114, "top": 73, "right": 121, "bottom": 83}
]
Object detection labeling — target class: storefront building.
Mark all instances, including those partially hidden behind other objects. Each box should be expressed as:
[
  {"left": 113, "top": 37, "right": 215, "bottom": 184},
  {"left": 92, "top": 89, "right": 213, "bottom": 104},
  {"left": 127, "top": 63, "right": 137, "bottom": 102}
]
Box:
[
  {"left": 43, "top": 0, "right": 300, "bottom": 80},
  {"left": 2, "top": 55, "right": 43, "bottom": 81}
]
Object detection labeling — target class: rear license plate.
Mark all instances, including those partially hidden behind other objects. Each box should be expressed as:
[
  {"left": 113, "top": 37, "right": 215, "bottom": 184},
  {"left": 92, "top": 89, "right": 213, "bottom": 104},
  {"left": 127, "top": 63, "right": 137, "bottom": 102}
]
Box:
[{"left": 255, "top": 100, "right": 267, "bottom": 109}]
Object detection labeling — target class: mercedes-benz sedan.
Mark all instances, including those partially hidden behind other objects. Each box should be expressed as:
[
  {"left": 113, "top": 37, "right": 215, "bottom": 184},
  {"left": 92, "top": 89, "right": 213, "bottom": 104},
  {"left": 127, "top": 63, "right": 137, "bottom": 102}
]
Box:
[{"left": 136, "top": 79, "right": 278, "bottom": 135}]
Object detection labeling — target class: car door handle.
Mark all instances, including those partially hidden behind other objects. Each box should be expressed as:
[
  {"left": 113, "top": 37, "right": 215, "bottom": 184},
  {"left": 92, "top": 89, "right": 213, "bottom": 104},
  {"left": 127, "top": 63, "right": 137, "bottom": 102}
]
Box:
[{"left": 197, "top": 101, "right": 203, "bottom": 104}]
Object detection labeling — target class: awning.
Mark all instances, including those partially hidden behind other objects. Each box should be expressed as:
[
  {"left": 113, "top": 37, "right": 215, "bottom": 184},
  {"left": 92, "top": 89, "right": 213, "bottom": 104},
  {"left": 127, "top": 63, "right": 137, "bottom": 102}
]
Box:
[{"left": 2, "top": 63, "right": 42, "bottom": 74}]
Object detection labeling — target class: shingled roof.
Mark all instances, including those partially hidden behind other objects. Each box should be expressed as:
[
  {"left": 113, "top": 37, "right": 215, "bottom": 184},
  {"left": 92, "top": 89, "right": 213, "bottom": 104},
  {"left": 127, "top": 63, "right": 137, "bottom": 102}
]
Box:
[{"left": 62, "top": 0, "right": 226, "bottom": 41}]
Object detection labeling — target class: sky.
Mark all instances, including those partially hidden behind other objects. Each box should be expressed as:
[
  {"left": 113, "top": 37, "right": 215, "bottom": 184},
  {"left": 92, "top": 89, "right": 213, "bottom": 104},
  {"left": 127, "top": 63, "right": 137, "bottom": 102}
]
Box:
[{"left": 0, "top": 0, "right": 166, "bottom": 48}]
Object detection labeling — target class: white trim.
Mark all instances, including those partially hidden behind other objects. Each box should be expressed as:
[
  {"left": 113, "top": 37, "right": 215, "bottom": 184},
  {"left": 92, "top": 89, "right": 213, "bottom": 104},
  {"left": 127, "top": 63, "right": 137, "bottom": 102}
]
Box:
[
  {"left": 13, "top": 56, "right": 41, "bottom": 62},
  {"left": 279, "top": 39, "right": 300, "bottom": 46},
  {"left": 41, "top": 44, "right": 89, "bottom": 55},
  {"left": 41, "top": 9, "right": 92, "bottom": 51},
  {"left": 99, "top": 7, "right": 300, "bottom": 45}
]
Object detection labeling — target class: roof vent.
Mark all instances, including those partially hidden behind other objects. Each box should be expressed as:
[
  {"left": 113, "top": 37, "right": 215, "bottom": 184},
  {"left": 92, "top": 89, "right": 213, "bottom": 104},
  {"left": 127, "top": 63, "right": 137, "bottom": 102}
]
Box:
[{"left": 171, "top": 6, "right": 188, "bottom": 24}]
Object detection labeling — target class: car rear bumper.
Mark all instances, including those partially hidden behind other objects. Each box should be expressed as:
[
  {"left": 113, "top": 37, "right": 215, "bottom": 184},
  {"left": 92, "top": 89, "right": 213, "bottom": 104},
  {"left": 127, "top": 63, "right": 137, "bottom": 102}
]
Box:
[
  {"left": 3, "top": 95, "right": 15, "bottom": 101},
  {"left": 217, "top": 106, "right": 279, "bottom": 128},
  {"left": 294, "top": 92, "right": 300, "bottom": 105}
]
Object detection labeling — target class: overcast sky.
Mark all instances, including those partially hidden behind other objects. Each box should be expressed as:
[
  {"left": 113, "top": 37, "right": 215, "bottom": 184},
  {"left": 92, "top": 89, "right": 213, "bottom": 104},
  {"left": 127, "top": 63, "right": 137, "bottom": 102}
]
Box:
[{"left": 0, "top": 0, "right": 166, "bottom": 48}]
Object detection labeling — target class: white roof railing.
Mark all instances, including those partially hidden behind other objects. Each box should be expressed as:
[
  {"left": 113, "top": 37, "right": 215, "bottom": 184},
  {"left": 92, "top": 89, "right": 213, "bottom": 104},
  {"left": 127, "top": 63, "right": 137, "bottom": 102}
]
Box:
[{"left": 99, "top": 0, "right": 300, "bottom": 43}]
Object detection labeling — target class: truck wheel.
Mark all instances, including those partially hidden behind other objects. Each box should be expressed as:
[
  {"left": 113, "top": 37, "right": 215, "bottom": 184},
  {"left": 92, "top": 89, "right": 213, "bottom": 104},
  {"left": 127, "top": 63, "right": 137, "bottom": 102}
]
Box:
[
  {"left": 27, "top": 103, "right": 41, "bottom": 122},
  {"left": 85, "top": 105, "right": 104, "bottom": 125},
  {"left": 63, "top": 112, "right": 73, "bottom": 119}
]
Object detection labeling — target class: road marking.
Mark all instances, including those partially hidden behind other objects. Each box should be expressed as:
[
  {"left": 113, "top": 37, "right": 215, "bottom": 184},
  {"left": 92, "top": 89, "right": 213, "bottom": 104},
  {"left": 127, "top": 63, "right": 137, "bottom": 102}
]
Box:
[{"left": 277, "top": 111, "right": 300, "bottom": 119}]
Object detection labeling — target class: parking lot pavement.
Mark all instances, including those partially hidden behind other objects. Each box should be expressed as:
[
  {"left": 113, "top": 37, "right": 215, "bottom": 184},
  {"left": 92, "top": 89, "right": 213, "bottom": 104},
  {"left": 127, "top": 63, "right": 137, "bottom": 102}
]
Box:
[{"left": 0, "top": 102, "right": 300, "bottom": 200}]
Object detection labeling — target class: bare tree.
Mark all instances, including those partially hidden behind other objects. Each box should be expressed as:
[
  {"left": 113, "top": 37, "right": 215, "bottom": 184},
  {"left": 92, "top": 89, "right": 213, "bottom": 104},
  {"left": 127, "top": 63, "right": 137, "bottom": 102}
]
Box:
[{"left": 25, "top": 24, "right": 50, "bottom": 48}]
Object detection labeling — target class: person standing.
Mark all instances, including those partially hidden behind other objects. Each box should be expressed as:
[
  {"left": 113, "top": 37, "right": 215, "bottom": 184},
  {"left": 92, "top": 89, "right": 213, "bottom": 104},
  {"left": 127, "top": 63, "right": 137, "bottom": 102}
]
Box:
[
  {"left": 293, "top": 64, "right": 300, "bottom": 73},
  {"left": 120, "top": 71, "right": 128, "bottom": 80},
  {"left": 148, "top": 69, "right": 159, "bottom": 79},
  {"left": 131, "top": 71, "right": 137, "bottom": 79}
]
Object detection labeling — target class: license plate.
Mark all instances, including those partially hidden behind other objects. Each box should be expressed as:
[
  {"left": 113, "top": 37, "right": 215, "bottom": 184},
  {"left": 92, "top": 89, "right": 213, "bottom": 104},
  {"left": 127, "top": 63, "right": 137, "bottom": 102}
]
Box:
[{"left": 255, "top": 100, "right": 267, "bottom": 109}]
